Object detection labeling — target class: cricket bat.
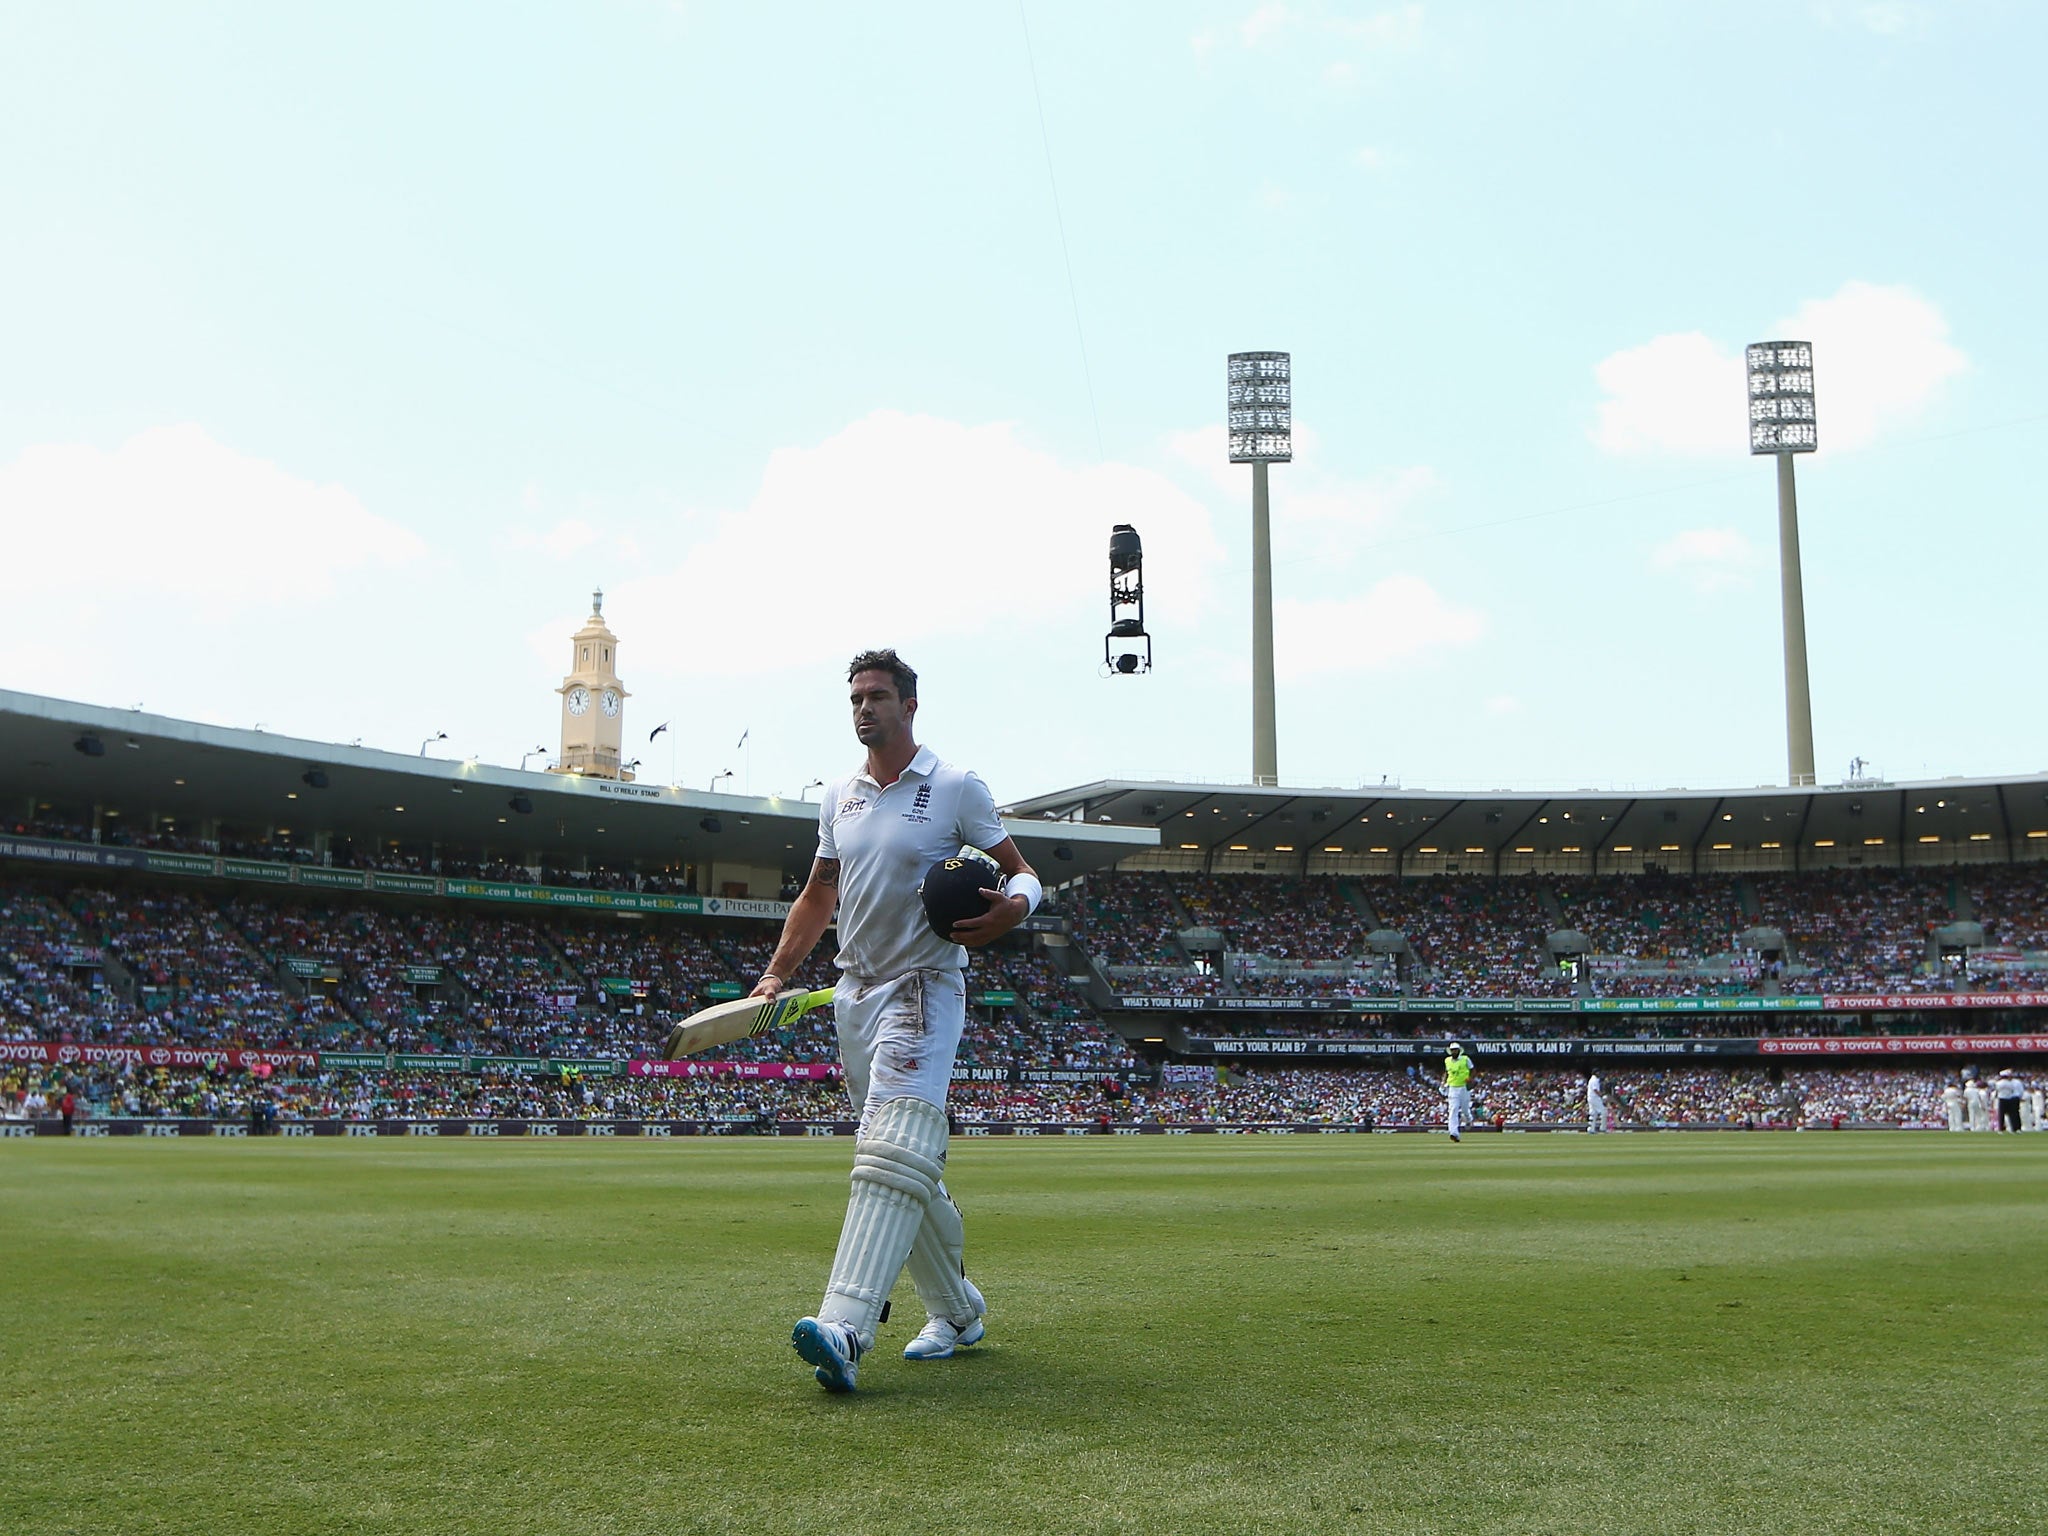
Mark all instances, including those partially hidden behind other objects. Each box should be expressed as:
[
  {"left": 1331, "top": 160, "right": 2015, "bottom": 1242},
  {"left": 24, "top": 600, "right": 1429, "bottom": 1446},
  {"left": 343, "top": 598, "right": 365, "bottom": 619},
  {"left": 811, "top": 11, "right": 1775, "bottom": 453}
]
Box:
[{"left": 661, "top": 986, "right": 835, "bottom": 1061}]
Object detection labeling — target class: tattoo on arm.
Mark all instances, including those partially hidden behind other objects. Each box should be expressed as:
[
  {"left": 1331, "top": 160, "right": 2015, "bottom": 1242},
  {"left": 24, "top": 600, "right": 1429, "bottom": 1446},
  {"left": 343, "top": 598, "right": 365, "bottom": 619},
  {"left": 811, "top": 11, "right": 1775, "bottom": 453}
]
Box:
[{"left": 810, "top": 858, "right": 841, "bottom": 890}]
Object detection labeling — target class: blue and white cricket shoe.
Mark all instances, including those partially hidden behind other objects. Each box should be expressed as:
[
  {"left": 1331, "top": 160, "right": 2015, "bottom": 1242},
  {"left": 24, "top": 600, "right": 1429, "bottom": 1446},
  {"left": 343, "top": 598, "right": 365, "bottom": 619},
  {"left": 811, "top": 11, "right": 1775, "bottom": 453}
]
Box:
[
  {"left": 903, "top": 1279, "right": 986, "bottom": 1361},
  {"left": 791, "top": 1317, "right": 862, "bottom": 1393}
]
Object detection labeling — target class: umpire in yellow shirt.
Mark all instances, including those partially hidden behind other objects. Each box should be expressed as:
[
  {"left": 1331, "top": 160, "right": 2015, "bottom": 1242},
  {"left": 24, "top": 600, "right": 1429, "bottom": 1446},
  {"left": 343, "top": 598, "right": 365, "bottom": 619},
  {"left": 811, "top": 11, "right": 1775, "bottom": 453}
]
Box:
[{"left": 1443, "top": 1042, "right": 1473, "bottom": 1142}]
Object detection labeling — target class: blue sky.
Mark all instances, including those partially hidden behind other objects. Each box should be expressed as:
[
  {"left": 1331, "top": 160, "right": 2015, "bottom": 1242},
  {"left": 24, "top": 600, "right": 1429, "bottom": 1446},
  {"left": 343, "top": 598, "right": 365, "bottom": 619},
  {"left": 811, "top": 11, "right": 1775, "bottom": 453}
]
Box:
[{"left": 3, "top": 1, "right": 2043, "bottom": 807}]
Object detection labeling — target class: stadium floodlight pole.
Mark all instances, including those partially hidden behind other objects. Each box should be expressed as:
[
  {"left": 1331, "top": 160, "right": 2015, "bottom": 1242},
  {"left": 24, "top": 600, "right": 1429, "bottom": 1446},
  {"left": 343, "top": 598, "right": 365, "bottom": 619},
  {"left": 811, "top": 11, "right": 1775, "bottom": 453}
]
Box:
[
  {"left": 1228, "top": 351, "right": 1291, "bottom": 787},
  {"left": 1747, "top": 340, "right": 1819, "bottom": 787}
]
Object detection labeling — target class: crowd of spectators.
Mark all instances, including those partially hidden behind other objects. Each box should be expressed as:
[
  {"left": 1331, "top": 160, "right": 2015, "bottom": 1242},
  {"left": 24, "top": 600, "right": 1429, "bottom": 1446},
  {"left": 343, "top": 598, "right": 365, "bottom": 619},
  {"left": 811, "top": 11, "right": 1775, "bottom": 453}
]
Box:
[
  {"left": 1752, "top": 868, "right": 1950, "bottom": 993},
  {"left": 65, "top": 885, "right": 338, "bottom": 1047},
  {"left": 1065, "top": 866, "right": 2048, "bottom": 1002},
  {"left": 3, "top": 1059, "right": 1990, "bottom": 1129},
  {"left": 1368, "top": 876, "right": 1566, "bottom": 997},
  {"left": 1175, "top": 873, "right": 1357, "bottom": 961},
  {"left": 0, "top": 872, "right": 1129, "bottom": 1071},
  {"left": 1069, "top": 873, "right": 1189, "bottom": 967},
  {"left": 7, "top": 858, "right": 2048, "bottom": 1089},
  {"left": 23, "top": 815, "right": 2042, "bottom": 1007},
  {"left": 1552, "top": 872, "right": 1748, "bottom": 965}
]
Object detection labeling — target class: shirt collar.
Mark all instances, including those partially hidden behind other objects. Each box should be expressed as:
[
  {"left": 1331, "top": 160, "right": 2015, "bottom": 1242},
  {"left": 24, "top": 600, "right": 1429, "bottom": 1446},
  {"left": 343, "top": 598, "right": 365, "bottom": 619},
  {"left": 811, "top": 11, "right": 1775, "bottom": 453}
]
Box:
[{"left": 852, "top": 743, "right": 937, "bottom": 790}]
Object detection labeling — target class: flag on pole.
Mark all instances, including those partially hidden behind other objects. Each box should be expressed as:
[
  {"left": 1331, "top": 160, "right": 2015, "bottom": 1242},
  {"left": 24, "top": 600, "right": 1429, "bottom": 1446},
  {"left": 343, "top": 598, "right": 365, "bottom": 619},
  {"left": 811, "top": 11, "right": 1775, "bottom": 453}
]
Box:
[{"left": 649, "top": 722, "right": 670, "bottom": 742}]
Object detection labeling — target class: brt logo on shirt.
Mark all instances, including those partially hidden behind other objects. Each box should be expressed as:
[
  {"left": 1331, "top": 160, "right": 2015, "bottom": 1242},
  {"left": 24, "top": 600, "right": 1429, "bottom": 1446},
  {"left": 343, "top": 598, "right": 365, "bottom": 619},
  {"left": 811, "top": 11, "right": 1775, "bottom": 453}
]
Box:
[{"left": 835, "top": 798, "right": 869, "bottom": 822}]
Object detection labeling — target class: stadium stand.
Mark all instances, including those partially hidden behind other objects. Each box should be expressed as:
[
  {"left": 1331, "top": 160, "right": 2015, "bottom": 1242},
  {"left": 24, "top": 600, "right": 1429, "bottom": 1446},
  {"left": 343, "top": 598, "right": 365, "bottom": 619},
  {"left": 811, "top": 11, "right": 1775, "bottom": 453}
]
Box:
[
  {"left": 5, "top": 845, "right": 2047, "bottom": 1132},
  {"left": 0, "top": 1058, "right": 1976, "bottom": 1130}
]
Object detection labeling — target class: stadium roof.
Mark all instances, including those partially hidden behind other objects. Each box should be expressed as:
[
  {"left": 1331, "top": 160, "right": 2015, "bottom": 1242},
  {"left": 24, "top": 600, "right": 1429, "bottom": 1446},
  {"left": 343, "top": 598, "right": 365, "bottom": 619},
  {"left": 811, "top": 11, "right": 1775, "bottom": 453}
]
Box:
[
  {"left": 11, "top": 687, "right": 2047, "bottom": 877},
  {"left": 1004, "top": 773, "right": 2048, "bottom": 871},
  {"left": 0, "top": 690, "right": 1154, "bottom": 880}
]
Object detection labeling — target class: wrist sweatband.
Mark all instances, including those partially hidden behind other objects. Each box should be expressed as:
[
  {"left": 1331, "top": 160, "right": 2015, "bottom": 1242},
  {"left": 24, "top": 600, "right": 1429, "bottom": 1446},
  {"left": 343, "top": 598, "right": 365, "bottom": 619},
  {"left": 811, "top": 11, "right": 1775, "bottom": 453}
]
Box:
[{"left": 1003, "top": 872, "right": 1043, "bottom": 916}]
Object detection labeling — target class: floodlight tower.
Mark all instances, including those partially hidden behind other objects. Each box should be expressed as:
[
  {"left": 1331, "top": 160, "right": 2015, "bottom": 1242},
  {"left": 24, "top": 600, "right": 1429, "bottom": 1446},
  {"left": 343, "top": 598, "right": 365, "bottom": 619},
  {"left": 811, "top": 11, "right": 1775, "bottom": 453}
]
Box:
[
  {"left": 1228, "top": 351, "right": 1291, "bottom": 787},
  {"left": 1747, "top": 341, "right": 1819, "bottom": 787}
]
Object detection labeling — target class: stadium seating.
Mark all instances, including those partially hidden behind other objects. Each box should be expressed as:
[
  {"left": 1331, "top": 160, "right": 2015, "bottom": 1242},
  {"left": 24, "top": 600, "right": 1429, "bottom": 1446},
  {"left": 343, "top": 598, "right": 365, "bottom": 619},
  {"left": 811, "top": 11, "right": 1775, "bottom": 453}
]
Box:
[
  {"left": 5, "top": 857, "right": 2046, "bottom": 1095},
  {"left": 2, "top": 1056, "right": 1976, "bottom": 1130}
]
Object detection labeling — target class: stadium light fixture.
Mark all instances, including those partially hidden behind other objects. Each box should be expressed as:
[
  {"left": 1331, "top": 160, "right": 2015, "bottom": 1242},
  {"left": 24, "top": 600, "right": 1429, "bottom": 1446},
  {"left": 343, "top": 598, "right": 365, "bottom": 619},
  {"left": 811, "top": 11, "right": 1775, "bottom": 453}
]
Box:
[
  {"left": 1747, "top": 339, "right": 1819, "bottom": 787},
  {"left": 419, "top": 731, "right": 447, "bottom": 757},
  {"left": 1228, "top": 350, "right": 1290, "bottom": 787}
]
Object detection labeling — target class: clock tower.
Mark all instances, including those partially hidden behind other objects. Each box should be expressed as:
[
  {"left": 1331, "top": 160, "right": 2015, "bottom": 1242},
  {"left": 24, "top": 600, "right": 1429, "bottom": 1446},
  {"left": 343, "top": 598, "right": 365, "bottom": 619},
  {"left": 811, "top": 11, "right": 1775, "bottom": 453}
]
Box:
[{"left": 550, "top": 589, "right": 633, "bottom": 780}]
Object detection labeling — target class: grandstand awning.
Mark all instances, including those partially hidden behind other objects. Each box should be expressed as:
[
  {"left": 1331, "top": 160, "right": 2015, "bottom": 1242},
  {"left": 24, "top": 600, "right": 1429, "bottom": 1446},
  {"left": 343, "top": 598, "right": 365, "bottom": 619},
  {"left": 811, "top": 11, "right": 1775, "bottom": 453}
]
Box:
[
  {"left": 1004, "top": 773, "right": 2048, "bottom": 873},
  {"left": 0, "top": 690, "right": 1155, "bottom": 882}
]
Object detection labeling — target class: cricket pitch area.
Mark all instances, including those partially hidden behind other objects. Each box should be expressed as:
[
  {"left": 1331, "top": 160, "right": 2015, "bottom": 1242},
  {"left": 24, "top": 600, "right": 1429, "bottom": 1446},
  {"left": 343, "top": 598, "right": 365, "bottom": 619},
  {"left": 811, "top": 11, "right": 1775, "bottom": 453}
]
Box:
[{"left": 4, "top": 1134, "right": 2044, "bottom": 1536}]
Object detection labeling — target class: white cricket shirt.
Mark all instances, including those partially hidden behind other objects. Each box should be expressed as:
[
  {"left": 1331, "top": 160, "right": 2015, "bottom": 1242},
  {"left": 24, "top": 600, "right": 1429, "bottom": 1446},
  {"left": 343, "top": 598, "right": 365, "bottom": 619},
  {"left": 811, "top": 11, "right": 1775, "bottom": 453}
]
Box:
[{"left": 815, "top": 743, "right": 1009, "bottom": 981}]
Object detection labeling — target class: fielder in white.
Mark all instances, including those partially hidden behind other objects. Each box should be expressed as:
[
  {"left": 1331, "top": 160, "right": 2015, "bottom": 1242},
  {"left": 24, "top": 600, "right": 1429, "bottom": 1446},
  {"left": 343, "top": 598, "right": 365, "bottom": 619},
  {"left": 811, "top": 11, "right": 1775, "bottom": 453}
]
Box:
[
  {"left": 1965, "top": 1078, "right": 1990, "bottom": 1132},
  {"left": 1585, "top": 1072, "right": 1610, "bottom": 1133},
  {"left": 750, "top": 649, "right": 1040, "bottom": 1393},
  {"left": 1942, "top": 1080, "right": 1966, "bottom": 1133}
]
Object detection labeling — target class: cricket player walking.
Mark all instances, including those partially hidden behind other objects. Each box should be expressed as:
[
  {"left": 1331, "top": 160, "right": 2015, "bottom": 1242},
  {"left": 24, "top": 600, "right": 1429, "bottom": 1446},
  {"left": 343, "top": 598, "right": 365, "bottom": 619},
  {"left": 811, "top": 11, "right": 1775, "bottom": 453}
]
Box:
[
  {"left": 1585, "top": 1072, "right": 1609, "bottom": 1133},
  {"left": 1444, "top": 1042, "right": 1473, "bottom": 1142},
  {"left": 750, "top": 650, "right": 1040, "bottom": 1393},
  {"left": 1942, "top": 1080, "right": 1965, "bottom": 1133}
]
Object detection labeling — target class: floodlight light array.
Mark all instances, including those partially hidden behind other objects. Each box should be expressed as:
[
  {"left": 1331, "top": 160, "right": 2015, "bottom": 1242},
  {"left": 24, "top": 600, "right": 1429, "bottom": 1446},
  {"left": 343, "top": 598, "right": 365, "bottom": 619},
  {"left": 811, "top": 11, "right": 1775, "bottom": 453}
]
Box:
[
  {"left": 1228, "top": 351, "right": 1292, "bottom": 462},
  {"left": 1747, "top": 340, "right": 1817, "bottom": 454}
]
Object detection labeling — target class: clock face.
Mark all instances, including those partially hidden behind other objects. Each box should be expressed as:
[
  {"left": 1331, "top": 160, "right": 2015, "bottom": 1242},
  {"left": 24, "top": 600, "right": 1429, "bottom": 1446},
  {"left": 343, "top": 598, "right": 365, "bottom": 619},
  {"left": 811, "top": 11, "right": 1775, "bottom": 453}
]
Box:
[
  {"left": 566, "top": 686, "right": 591, "bottom": 717},
  {"left": 601, "top": 689, "right": 620, "bottom": 717}
]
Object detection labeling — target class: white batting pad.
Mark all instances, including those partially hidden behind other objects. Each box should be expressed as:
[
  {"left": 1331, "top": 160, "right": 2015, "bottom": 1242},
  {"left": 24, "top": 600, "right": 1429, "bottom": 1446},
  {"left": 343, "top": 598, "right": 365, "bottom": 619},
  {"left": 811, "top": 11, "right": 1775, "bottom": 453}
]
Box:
[
  {"left": 904, "top": 1179, "right": 978, "bottom": 1327},
  {"left": 816, "top": 1095, "right": 948, "bottom": 1349}
]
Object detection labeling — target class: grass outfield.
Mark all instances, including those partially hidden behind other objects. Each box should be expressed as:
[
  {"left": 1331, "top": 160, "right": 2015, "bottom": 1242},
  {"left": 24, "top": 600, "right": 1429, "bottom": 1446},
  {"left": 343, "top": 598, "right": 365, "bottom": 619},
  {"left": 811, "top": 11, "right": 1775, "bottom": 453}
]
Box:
[{"left": 3, "top": 1135, "right": 2045, "bottom": 1536}]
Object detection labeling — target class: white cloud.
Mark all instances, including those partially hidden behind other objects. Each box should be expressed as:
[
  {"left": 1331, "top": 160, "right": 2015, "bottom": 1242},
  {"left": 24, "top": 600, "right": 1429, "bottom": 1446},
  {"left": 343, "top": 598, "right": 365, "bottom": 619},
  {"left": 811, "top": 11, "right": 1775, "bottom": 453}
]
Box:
[
  {"left": 1589, "top": 282, "right": 1967, "bottom": 458},
  {"left": 1589, "top": 332, "right": 1742, "bottom": 457},
  {"left": 518, "top": 518, "right": 602, "bottom": 560},
  {"left": 1331, "top": 4, "right": 1424, "bottom": 48},
  {"left": 0, "top": 426, "right": 435, "bottom": 742},
  {"left": 1240, "top": 2, "right": 1295, "bottom": 47},
  {"left": 1165, "top": 421, "right": 1438, "bottom": 559},
  {"left": 587, "top": 411, "right": 1226, "bottom": 677},
  {"left": 1165, "top": 423, "right": 1236, "bottom": 494},
  {"left": 1286, "top": 464, "right": 1438, "bottom": 528},
  {"left": 1484, "top": 694, "right": 1524, "bottom": 717},
  {"left": 1353, "top": 144, "right": 1391, "bottom": 170},
  {"left": 1858, "top": 2, "right": 1915, "bottom": 32},
  {"left": 1276, "top": 575, "right": 1484, "bottom": 679},
  {"left": 1780, "top": 281, "right": 1967, "bottom": 451},
  {"left": 1651, "top": 526, "right": 1761, "bottom": 593},
  {"left": 1210, "top": 2, "right": 1419, "bottom": 58},
  {"left": 0, "top": 425, "right": 424, "bottom": 606}
]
